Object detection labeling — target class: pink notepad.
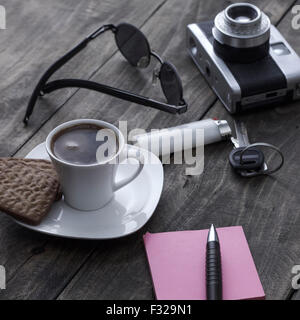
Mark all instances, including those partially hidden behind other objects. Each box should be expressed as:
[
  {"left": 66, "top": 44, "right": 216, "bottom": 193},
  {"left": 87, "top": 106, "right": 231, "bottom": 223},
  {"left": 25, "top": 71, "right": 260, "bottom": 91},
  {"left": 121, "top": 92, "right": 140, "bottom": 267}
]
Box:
[{"left": 143, "top": 226, "right": 265, "bottom": 300}]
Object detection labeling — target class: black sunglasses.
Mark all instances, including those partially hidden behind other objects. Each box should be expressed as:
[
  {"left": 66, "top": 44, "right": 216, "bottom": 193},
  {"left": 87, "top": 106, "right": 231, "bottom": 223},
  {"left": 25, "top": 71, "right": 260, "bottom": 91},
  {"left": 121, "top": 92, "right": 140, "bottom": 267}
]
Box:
[{"left": 23, "top": 23, "right": 187, "bottom": 125}]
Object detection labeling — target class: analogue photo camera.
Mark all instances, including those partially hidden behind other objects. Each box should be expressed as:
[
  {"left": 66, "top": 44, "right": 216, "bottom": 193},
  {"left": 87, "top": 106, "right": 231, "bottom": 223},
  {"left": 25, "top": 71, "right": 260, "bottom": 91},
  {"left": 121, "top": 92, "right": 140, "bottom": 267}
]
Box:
[{"left": 187, "top": 3, "right": 300, "bottom": 113}]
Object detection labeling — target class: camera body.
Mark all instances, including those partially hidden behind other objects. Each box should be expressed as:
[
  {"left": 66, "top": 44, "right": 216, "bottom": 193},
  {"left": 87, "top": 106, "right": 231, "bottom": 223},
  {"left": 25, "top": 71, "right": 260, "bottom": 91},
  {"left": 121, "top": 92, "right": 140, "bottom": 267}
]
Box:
[{"left": 187, "top": 3, "right": 300, "bottom": 113}]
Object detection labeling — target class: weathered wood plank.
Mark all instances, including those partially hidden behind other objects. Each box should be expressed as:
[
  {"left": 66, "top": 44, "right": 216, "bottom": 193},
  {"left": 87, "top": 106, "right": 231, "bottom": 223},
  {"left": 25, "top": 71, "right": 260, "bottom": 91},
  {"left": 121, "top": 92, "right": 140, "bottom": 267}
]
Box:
[
  {"left": 7, "top": 0, "right": 292, "bottom": 300},
  {"left": 2, "top": 0, "right": 219, "bottom": 298},
  {"left": 0, "top": 0, "right": 297, "bottom": 300},
  {"left": 201, "top": 0, "right": 300, "bottom": 300},
  {"left": 57, "top": 0, "right": 299, "bottom": 300},
  {"left": 0, "top": 0, "right": 166, "bottom": 298},
  {"left": 276, "top": 0, "right": 300, "bottom": 300},
  {"left": 198, "top": 102, "right": 300, "bottom": 300}
]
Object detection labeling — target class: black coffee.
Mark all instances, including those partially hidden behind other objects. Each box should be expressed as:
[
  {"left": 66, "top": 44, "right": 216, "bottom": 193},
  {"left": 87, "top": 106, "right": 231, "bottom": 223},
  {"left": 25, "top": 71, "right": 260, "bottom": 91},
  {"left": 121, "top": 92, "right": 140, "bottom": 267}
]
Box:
[{"left": 51, "top": 124, "right": 119, "bottom": 165}]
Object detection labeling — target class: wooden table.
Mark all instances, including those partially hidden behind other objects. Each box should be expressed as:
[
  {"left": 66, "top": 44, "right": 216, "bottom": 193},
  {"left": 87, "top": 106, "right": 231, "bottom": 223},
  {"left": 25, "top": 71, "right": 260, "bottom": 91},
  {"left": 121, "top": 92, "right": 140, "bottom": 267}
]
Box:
[{"left": 0, "top": 0, "right": 300, "bottom": 300}]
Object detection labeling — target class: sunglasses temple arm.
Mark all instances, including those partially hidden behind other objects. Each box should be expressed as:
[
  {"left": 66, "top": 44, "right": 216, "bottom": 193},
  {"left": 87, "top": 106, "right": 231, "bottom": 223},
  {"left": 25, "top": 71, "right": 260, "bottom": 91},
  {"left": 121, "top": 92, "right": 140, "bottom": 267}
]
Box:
[
  {"left": 42, "top": 79, "right": 188, "bottom": 114},
  {"left": 23, "top": 25, "right": 116, "bottom": 125},
  {"left": 88, "top": 24, "right": 117, "bottom": 39},
  {"left": 23, "top": 39, "right": 90, "bottom": 125}
]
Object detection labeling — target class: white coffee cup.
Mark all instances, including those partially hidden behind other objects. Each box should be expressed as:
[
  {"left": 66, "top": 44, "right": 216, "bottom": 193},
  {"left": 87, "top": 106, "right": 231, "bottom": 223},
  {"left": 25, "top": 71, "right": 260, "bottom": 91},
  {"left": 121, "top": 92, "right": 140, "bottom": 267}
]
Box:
[{"left": 46, "top": 119, "right": 144, "bottom": 211}]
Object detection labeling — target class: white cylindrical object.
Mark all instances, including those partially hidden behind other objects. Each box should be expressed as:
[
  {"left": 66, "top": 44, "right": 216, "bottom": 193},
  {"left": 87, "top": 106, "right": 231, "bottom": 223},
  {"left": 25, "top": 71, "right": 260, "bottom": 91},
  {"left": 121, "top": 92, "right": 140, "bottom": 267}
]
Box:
[{"left": 132, "top": 119, "right": 231, "bottom": 157}]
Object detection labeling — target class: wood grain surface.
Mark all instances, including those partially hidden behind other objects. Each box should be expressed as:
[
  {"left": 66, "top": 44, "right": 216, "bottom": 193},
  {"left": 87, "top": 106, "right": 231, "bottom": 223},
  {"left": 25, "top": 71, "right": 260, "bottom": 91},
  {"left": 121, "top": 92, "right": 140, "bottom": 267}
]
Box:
[{"left": 0, "top": 0, "right": 299, "bottom": 300}]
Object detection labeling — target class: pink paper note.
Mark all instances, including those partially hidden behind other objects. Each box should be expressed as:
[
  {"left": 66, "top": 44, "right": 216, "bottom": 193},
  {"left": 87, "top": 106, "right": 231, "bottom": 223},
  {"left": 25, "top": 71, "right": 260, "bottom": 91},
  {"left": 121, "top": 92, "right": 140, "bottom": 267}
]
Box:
[{"left": 143, "top": 226, "right": 265, "bottom": 300}]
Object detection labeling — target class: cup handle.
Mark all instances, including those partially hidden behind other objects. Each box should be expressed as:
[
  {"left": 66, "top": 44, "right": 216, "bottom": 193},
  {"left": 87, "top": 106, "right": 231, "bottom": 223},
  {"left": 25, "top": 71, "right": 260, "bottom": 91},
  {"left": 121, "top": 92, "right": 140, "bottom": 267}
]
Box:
[{"left": 113, "top": 147, "right": 144, "bottom": 192}]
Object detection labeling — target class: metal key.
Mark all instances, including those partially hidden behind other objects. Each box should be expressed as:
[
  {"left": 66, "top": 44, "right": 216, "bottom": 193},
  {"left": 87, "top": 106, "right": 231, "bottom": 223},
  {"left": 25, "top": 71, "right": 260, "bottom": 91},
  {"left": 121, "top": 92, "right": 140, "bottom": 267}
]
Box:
[{"left": 229, "top": 120, "right": 265, "bottom": 174}]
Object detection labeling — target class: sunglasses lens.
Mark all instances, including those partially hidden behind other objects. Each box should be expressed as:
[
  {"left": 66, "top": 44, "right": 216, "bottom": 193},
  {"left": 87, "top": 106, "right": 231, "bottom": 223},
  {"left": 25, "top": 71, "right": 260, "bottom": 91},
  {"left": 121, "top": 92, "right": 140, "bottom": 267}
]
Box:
[
  {"left": 115, "top": 23, "right": 151, "bottom": 68},
  {"left": 159, "top": 62, "right": 183, "bottom": 105}
]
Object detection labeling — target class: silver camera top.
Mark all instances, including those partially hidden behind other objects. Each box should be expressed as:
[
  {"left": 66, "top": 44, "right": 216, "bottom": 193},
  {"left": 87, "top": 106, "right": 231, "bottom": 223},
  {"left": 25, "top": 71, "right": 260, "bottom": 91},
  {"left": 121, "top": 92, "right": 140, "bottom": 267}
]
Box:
[
  {"left": 186, "top": 2, "right": 300, "bottom": 113},
  {"left": 213, "top": 3, "right": 270, "bottom": 49}
]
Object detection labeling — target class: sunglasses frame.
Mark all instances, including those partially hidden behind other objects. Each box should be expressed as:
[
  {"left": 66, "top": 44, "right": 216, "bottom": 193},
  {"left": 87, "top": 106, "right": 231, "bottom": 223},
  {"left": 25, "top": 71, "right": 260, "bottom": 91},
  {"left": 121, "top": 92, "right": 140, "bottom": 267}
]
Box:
[{"left": 23, "top": 23, "right": 187, "bottom": 125}]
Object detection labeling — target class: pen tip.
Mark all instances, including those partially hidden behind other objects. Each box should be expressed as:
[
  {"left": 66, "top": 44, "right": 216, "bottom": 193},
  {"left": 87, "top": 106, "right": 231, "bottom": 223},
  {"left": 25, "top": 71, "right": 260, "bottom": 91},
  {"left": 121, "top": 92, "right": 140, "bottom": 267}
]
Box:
[
  {"left": 207, "top": 224, "right": 219, "bottom": 242},
  {"left": 209, "top": 224, "right": 216, "bottom": 234}
]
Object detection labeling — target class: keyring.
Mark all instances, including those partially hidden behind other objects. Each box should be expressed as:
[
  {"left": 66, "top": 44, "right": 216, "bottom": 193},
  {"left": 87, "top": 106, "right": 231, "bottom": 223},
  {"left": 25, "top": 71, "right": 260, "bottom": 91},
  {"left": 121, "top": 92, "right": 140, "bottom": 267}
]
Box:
[{"left": 239, "top": 142, "right": 284, "bottom": 175}]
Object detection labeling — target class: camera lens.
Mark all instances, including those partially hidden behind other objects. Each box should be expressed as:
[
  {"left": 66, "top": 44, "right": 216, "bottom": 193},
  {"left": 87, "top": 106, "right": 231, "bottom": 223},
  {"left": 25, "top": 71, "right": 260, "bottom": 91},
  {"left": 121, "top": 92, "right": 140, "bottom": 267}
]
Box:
[
  {"left": 213, "top": 3, "right": 270, "bottom": 49},
  {"left": 212, "top": 3, "right": 271, "bottom": 62},
  {"left": 226, "top": 4, "right": 259, "bottom": 24}
]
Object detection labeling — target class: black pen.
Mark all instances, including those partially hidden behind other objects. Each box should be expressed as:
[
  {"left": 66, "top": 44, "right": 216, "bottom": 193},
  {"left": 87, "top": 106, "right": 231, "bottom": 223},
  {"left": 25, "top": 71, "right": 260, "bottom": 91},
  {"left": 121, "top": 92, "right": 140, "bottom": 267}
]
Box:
[{"left": 206, "top": 224, "right": 222, "bottom": 300}]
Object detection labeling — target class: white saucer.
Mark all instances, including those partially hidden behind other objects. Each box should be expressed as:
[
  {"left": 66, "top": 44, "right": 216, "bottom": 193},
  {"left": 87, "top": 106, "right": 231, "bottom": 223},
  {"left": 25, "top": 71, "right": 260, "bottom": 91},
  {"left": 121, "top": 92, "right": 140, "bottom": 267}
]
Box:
[{"left": 14, "top": 143, "right": 163, "bottom": 240}]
